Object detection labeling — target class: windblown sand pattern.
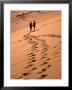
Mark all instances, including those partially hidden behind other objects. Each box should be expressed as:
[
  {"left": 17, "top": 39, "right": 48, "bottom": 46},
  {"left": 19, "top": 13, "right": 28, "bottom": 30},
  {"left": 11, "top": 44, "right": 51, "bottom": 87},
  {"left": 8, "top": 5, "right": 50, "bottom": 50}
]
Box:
[{"left": 11, "top": 11, "right": 61, "bottom": 79}]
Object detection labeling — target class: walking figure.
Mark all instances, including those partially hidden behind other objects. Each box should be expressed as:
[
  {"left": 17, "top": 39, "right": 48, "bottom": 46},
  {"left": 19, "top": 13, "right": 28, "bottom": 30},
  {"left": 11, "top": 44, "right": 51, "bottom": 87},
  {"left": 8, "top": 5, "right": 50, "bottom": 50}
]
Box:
[
  {"left": 33, "top": 20, "right": 36, "bottom": 31},
  {"left": 38, "top": 11, "right": 40, "bottom": 13},
  {"left": 29, "top": 22, "right": 32, "bottom": 32}
]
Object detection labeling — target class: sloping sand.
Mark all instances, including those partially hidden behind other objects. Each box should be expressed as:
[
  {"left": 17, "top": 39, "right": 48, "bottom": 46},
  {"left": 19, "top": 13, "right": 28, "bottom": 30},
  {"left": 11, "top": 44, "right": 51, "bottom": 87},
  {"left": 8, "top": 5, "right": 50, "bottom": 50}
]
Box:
[{"left": 11, "top": 11, "right": 61, "bottom": 79}]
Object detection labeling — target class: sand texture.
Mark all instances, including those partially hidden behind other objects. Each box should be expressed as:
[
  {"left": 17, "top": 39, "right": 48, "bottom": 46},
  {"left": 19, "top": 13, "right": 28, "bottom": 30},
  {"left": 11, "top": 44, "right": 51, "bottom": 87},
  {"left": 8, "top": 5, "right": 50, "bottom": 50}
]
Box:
[{"left": 11, "top": 11, "right": 61, "bottom": 79}]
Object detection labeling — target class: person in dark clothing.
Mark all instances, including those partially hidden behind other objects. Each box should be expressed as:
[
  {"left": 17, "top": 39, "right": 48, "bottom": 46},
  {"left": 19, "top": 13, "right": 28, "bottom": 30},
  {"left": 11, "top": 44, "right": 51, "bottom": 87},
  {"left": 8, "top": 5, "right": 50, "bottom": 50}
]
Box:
[
  {"left": 38, "top": 11, "right": 40, "bottom": 13},
  {"left": 33, "top": 20, "right": 36, "bottom": 31},
  {"left": 29, "top": 22, "right": 32, "bottom": 32}
]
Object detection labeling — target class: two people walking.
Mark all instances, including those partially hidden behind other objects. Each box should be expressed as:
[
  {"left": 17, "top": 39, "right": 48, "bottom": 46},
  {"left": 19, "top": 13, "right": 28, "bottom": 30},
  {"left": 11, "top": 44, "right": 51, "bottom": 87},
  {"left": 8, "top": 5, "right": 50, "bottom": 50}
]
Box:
[{"left": 29, "top": 20, "right": 36, "bottom": 32}]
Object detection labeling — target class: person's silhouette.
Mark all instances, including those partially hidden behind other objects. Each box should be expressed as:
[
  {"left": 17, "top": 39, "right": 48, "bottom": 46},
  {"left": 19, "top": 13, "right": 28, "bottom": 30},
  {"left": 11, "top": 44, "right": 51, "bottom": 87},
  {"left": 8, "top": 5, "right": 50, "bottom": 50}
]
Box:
[
  {"left": 29, "top": 22, "right": 32, "bottom": 32},
  {"left": 38, "top": 11, "right": 40, "bottom": 13},
  {"left": 33, "top": 20, "right": 36, "bottom": 31}
]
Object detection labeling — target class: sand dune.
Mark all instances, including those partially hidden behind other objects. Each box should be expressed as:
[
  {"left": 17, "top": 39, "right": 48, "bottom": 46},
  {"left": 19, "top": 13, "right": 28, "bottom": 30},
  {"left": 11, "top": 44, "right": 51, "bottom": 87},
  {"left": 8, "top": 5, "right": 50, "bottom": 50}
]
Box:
[{"left": 11, "top": 11, "right": 61, "bottom": 79}]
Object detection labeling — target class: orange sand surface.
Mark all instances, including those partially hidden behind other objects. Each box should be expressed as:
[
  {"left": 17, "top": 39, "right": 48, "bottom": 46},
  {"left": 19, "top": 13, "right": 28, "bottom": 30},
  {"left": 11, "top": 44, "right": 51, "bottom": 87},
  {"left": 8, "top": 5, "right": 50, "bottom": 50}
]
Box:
[{"left": 11, "top": 11, "right": 61, "bottom": 79}]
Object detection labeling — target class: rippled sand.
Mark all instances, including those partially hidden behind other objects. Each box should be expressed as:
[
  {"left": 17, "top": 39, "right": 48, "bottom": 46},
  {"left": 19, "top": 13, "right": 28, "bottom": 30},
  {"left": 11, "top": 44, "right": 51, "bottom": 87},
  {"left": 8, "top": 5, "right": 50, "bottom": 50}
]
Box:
[{"left": 11, "top": 11, "right": 61, "bottom": 79}]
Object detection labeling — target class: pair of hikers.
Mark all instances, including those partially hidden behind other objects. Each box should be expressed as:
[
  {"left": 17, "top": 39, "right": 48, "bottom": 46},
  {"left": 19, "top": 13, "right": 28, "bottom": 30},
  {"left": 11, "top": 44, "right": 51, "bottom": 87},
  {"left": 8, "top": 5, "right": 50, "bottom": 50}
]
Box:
[{"left": 29, "top": 20, "right": 36, "bottom": 32}]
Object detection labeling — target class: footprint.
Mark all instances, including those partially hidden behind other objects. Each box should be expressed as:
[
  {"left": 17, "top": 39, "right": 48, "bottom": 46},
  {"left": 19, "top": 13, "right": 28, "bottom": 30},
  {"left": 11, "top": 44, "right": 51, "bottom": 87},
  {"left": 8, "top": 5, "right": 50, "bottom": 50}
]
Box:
[
  {"left": 32, "top": 60, "right": 36, "bottom": 62},
  {"left": 43, "top": 47, "right": 48, "bottom": 49},
  {"left": 41, "top": 51, "right": 46, "bottom": 54},
  {"left": 29, "top": 38, "right": 32, "bottom": 40},
  {"left": 36, "top": 50, "right": 40, "bottom": 52},
  {"left": 32, "top": 46, "right": 38, "bottom": 48},
  {"left": 46, "top": 58, "right": 50, "bottom": 61},
  {"left": 41, "top": 68, "right": 46, "bottom": 72},
  {"left": 23, "top": 73, "right": 29, "bottom": 76},
  {"left": 47, "top": 64, "right": 52, "bottom": 68},
  {"left": 28, "top": 59, "right": 33, "bottom": 61},
  {"left": 41, "top": 56, "right": 47, "bottom": 59},
  {"left": 28, "top": 55, "right": 35, "bottom": 57},
  {"left": 27, "top": 60, "right": 36, "bottom": 64},
  {"left": 31, "top": 67, "right": 37, "bottom": 71},
  {"left": 39, "top": 75, "right": 47, "bottom": 79},
  {"left": 31, "top": 57, "right": 35, "bottom": 59},
  {"left": 27, "top": 61, "right": 33, "bottom": 64},
  {"left": 27, "top": 53, "right": 34, "bottom": 55},
  {"left": 32, "top": 48, "right": 37, "bottom": 50},
  {"left": 31, "top": 54, "right": 36, "bottom": 56},
  {"left": 27, "top": 64, "right": 33, "bottom": 67},
  {"left": 44, "top": 54, "right": 48, "bottom": 56},
  {"left": 37, "top": 71, "right": 42, "bottom": 74},
  {"left": 44, "top": 49, "right": 48, "bottom": 51},
  {"left": 25, "top": 66, "right": 29, "bottom": 68},
  {"left": 40, "top": 62, "right": 48, "bottom": 66}
]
